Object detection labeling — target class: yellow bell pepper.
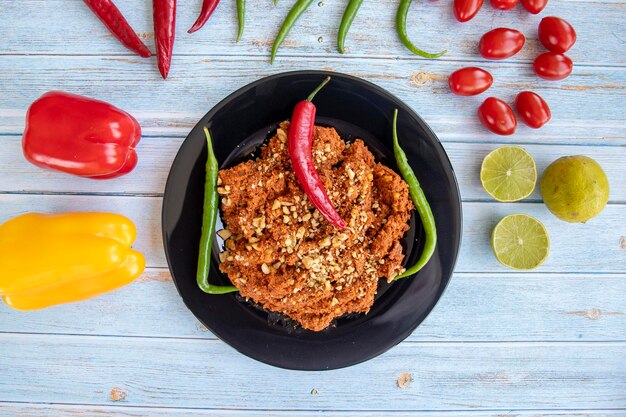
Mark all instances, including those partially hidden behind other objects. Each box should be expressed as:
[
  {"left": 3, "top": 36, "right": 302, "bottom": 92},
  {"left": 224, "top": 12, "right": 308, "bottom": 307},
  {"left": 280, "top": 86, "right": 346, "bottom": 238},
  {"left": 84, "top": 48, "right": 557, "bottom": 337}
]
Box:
[{"left": 0, "top": 212, "right": 146, "bottom": 310}]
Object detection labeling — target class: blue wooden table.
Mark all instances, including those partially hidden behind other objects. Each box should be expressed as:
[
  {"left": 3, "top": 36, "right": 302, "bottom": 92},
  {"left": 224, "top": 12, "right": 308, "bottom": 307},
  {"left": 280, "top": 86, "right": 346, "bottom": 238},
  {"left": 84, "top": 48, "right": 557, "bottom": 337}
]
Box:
[{"left": 1, "top": 0, "right": 625, "bottom": 415}]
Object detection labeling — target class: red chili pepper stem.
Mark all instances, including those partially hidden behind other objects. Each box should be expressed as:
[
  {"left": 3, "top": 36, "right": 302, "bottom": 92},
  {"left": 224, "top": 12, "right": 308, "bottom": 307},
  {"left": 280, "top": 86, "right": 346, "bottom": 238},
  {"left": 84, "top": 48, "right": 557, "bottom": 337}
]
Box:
[{"left": 306, "top": 76, "right": 331, "bottom": 102}]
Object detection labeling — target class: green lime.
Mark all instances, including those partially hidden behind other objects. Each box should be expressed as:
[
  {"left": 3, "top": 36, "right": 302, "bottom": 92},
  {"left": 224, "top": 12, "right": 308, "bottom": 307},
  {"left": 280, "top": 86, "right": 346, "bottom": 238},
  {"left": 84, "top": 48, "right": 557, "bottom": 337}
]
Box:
[
  {"left": 540, "top": 156, "right": 609, "bottom": 223},
  {"left": 491, "top": 214, "right": 550, "bottom": 270},
  {"left": 480, "top": 146, "right": 537, "bottom": 202}
]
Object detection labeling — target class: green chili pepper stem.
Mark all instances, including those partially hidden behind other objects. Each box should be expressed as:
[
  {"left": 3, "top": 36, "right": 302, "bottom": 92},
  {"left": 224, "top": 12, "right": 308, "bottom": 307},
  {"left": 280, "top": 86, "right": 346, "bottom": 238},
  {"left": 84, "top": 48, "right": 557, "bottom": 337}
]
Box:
[
  {"left": 236, "top": 0, "right": 245, "bottom": 42},
  {"left": 391, "top": 109, "right": 438, "bottom": 280},
  {"left": 306, "top": 76, "right": 331, "bottom": 102},
  {"left": 274, "top": 0, "right": 278, "bottom": 5},
  {"left": 197, "top": 127, "right": 239, "bottom": 294},
  {"left": 270, "top": 0, "right": 315, "bottom": 64},
  {"left": 337, "top": 0, "right": 364, "bottom": 54},
  {"left": 396, "top": 0, "right": 447, "bottom": 59}
]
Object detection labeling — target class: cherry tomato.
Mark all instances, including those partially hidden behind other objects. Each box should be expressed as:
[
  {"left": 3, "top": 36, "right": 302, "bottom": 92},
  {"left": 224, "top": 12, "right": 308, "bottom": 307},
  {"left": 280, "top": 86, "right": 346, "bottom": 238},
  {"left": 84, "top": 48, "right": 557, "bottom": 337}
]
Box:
[
  {"left": 479, "top": 28, "right": 525, "bottom": 60},
  {"left": 533, "top": 52, "right": 573, "bottom": 80},
  {"left": 538, "top": 16, "right": 576, "bottom": 53},
  {"left": 520, "top": 0, "right": 547, "bottom": 14},
  {"left": 490, "top": 0, "right": 519, "bottom": 10},
  {"left": 478, "top": 97, "right": 517, "bottom": 135},
  {"left": 449, "top": 67, "right": 493, "bottom": 96},
  {"left": 515, "top": 91, "right": 551, "bottom": 128},
  {"left": 454, "top": 0, "right": 484, "bottom": 22}
]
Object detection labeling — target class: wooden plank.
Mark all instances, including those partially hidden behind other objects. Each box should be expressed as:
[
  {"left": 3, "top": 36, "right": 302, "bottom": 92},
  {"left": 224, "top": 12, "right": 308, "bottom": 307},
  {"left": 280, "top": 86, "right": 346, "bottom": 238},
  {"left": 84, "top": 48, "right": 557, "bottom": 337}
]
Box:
[
  {"left": 0, "top": 56, "right": 624, "bottom": 144},
  {"left": 1, "top": 135, "right": 624, "bottom": 201},
  {"left": 0, "top": 0, "right": 623, "bottom": 67},
  {"left": 0, "top": 194, "right": 624, "bottom": 273},
  {"left": 1, "top": 403, "right": 625, "bottom": 417},
  {"left": 0, "top": 334, "right": 624, "bottom": 410},
  {"left": 0, "top": 269, "right": 624, "bottom": 342}
]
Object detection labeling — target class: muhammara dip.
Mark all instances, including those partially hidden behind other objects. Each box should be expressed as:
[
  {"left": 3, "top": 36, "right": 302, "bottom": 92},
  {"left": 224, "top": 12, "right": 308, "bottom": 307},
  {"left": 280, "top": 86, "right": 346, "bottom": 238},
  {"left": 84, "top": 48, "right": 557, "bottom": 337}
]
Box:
[{"left": 217, "top": 122, "right": 413, "bottom": 331}]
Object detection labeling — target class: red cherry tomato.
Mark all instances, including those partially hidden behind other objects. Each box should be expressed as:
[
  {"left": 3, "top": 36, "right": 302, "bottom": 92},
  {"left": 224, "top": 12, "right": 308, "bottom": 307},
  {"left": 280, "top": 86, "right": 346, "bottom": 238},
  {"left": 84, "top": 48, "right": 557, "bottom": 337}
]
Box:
[
  {"left": 533, "top": 52, "right": 573, "bottom": 80},
  {"left": 515, "top": 91, "right": 551, "bottom": 128},
  {"left": 454, "top": 0, "right": 484, "bottom": 22},
  {"left": 479, "top": 28, "right": 525, "bottom": 60},
  {"left": 478, "top": 97, "right": 517, "bottom": 135},
  {"left": 449, "top": 67, "right": 493, "bottom": 96},
  {"left": 490, "top": 0, "right": 519, "bottom": 10},
  {"left": 520, "top": 0, "right": 547, "bottom": 14},
  {"left": 538, "top": 16, "right": 576, "bottom": 53}
]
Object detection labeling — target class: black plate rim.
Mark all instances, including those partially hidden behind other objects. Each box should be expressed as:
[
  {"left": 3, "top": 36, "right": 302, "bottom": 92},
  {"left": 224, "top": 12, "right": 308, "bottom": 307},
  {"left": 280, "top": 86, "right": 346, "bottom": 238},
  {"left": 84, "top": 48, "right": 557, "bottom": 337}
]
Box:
[{"left": 162, "top": 70, "right": 462, "bottom": 370}]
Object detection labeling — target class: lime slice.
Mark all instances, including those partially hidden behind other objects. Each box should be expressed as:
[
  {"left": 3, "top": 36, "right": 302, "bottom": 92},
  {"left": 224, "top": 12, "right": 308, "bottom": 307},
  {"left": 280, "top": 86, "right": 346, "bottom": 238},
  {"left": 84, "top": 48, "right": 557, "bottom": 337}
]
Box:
[
  {"left": 491, "top": 214, "right": 550, "bottom": 270},
  {"left": 480, "top": 146, "right": 537, "bottom": 202}
]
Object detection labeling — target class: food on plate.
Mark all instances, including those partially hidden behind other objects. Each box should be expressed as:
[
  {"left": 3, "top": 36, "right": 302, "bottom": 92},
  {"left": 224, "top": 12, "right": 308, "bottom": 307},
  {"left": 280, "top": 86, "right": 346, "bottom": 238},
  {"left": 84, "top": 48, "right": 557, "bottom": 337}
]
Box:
[
  {"left": 454, "top": 0, "right": 484, "bottom": 22},
  {"left": 479, "top": 28, "right": 525, "bottom": 60},
  {"left": 520, "top": 0, "right": 547, "bottom": 14},
  {"left": 448, "top": 67, "right": 493, "bottom": 96},
  {"left": 196, "top": 128, "right": 239, "bottom": 294},
  {"left": 153, "top": 0, "right": 176, "bottom": 79},
  {"left": 396, "top": 0, "right": 447, "bottom": 59},
  {"left": 477, "top": 97, "right": 518, "bottom": 135},
  {"left": 337, "top": 0, "right": 364, "bottom": 53},
  {"left": 480, "top": 146, "right": 537, "bottom": 202},
  {"left": 23, "top": 91, "right": 141, "bottom": 179},
  {"left": 83, "top": 0, "right": 151, "bottom": 57},
  {"left": 288, "top": 77, "right": 346, "bottom": 229},
  {"left": 490, "top": 0, "right": 519, "bottom": 10},
  {"left": 216, "top": 122, "right": 414, "bottom": 331},
  {"left": 540, "top": 156, "right": 609, "bottom": 223},
  {"left": 491, "top": 214, "right": 550, "bottom": 270},
  {"left": 271, "top": 0, "right": 315, "bottom": 64},
  {"left": 533, "top": 52, "right": 573, "bottom": 81},
  {"left": 538, "top": 17, "right": 576, "bottom": 53},
  {"left": 515, "top": 91, "right": 551, "bottom": 128},
  {"left": 188, "top": 0, "right": 220, "bottom": 33},
  {"left": 391, "top": 109, "right": 437, "bottom": 279},
  {"left": 0, "top": 212, "right": 145, "bottom": 310}
]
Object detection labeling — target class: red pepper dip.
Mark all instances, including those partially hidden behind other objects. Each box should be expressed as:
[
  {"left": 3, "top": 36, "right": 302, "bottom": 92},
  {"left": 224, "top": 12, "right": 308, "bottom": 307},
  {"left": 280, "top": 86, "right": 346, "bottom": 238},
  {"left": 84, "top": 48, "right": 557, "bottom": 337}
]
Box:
[{"left": 217, "top": 122, "right": 414, "bottom": 331}]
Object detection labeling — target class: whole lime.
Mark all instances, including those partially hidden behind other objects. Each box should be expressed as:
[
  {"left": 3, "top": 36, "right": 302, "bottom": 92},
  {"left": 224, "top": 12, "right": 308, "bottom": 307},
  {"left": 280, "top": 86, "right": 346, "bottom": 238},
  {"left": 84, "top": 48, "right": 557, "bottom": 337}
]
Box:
[{"left": 540, "top": 156, "right": 609, "bottom": 223}]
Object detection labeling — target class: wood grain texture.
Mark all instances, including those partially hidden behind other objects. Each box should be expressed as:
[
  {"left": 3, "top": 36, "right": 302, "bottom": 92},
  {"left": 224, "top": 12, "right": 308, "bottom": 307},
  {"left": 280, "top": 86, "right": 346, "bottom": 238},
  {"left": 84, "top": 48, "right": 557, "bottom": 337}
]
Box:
[
  {"left": 1, "top": 194, "right": 624, "bottom": 273},
  {"left": 1, "top": 0, "right": 625, "bottom": 414},
  {"left": 0, "top": 269, "right": 624, "bottom": 342},
  {"left": 0, "top": 0, "right": 624, "bottom": 67},
  {"left": 1, "top": 136, "right": 625, "bottom": 202},
  {"left": 1, "top": 403, "right": 625, "bottom": 417},
  {"left": 0, "top": 56, "right": 624, "bottom": 144},
  {"left": 0, "top": 333, "right": 624, "bottom": 410}
]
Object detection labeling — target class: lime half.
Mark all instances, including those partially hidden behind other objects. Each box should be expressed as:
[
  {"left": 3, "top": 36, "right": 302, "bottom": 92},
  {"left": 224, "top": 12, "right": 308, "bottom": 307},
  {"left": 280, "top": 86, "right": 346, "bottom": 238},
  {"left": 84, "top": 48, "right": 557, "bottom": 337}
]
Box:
[
  {"left": 480, "top": 146, "right": 537, "bottom": 202},
  {"left": 491, "top": 214, "right": 550, "bottom": 270}
]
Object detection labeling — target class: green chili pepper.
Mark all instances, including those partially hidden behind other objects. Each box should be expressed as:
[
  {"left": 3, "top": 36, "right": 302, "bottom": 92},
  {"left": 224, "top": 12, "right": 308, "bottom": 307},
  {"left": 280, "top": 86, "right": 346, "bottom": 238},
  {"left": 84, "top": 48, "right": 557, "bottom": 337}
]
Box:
[
  {"left": 396, "top": 0, "right": 446, "bottom": 59},
  {"left": 236, "top": 0, "right": 245, "bottom": 42},
  {"left": 271, "top": 0, "right": 315, "bottom": 64},
  {"left": 197, "top": 127, "right": 239, "bottom": 294},
  {"left": 274, "top": 0, "right": 278, "bottom": 5},
  {"left": 391, "top": 109, "right": 437, "bottom": 280},
  {"left": 337, "top": 0, "right": 364, "bottom": 54}
]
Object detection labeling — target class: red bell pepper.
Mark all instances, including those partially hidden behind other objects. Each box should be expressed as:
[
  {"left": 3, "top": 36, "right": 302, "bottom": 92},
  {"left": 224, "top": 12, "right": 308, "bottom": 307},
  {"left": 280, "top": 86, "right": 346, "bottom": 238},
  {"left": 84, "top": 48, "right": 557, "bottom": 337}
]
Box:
[{"left": 22, "top": 91, "right": 141, "bottom": 179}]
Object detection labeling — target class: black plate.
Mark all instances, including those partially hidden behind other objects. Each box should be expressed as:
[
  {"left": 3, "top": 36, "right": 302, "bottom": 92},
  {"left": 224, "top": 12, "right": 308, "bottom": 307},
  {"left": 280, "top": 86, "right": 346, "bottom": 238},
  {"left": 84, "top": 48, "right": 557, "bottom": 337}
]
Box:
[{"left": 162, "top": 70, "right": 462, "bottom": 370}]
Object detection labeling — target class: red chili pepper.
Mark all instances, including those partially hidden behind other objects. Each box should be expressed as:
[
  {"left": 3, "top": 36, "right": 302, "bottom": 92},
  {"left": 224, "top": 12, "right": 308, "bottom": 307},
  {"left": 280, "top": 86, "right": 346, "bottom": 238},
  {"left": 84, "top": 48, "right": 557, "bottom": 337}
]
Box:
[
  {"left": 188, "top": 0, "right": 220, "bottom": 33},
  {"left": 288, "top": 77, "right": 346, "bottom": 230},
  {"left": 153, "top": 0, "right": 176, "bottom": 79},
  {"left": 83, "top": 0, "right": 151, "bottom": 58},
  {"left": 22, "top": 92, "right": 141, "bottom": 179}
]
